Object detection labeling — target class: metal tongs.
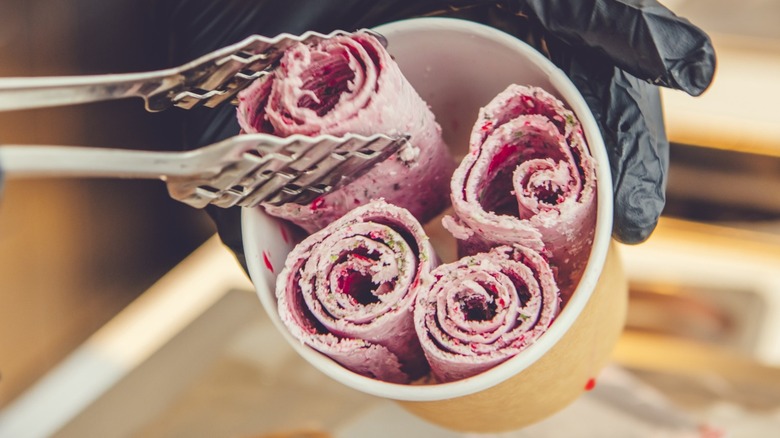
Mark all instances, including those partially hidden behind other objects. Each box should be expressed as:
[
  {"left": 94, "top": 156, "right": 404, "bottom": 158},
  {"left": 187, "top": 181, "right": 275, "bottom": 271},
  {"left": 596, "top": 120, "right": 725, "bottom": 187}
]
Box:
[{"left": 0, "top": 29, "right": 408, "bottom": 208}]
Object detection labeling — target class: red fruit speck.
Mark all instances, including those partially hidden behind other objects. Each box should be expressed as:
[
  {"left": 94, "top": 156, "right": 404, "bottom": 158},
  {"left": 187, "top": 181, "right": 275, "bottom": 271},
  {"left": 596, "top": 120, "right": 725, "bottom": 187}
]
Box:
[
  {"left": 698, "top": 425, "right": 725, "bottom": 438},
  {"left": 263, "top": 251, "right": 274, "bottom": 273},
  {"left": 488, "top": 145, "right": 516, "bottom": 173},
  {"left": 349, "top": 253, "right": 372, "bottom": 263},
  {"left": 521, "top": 95, "right": 536, "bottom": 110},
  {"left": 584, "top": 378, "right": 596, "bottom": 391},
  {"left": 279, "top": 225, "right": 289, "bottom": 244},
  {"left": 480, "top": 121, "right": 493, "bottom": 132},
  {"left": 310, "top": 197, "right": 325, "bottom": 211}
]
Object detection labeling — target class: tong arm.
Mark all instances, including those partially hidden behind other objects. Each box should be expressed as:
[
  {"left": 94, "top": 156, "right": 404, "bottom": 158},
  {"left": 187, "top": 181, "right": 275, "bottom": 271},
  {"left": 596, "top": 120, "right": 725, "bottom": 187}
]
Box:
[{"left": 0, "top": 29, "right": 384, "bottom": 113}]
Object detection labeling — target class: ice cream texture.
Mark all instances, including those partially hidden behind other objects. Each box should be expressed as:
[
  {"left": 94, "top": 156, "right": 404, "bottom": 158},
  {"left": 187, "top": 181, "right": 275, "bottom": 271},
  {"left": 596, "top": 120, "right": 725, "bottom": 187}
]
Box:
[
  {"left": 237, "top": 31, "right": 454, "bottom": 232},
  {"left": 413, "top": 245, "right": 560, "bottom": 382},
  {"left": 274, "top": 200, "right": 437, "bottom": 383},
  {"left": 444, "top": 85, "right": 597, "bottom": 300}
]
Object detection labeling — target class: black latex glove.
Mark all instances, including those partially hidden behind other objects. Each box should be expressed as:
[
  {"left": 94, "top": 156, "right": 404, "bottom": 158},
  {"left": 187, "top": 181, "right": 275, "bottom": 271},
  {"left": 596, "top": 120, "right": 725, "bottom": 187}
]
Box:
[
  {"left": 513, "top": 0, "right": 716, "bottom": 243},
  {"left": 158, "top": 0, "right": 715, "bottom": 269}
]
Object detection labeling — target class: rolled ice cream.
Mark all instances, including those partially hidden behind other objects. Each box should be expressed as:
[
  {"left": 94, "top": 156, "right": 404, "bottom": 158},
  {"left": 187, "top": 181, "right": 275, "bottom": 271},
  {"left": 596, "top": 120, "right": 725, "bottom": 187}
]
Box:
[
  {"left": 275, "top": 200, "right": 436, "bottom": 383},
  {"left": 444, "top": 85, "right": 597, "bottom": 299},
  {"left": 237, "top": 31, "right": 454, "bottom": 232},
  {"left": 413, "top": 245, "right": 560, "bottom": 382}
]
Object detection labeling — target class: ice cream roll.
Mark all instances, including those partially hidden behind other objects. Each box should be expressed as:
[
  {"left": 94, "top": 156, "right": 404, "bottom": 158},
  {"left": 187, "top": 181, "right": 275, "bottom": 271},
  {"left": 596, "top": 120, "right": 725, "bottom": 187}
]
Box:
[
  {"left": 275, "top": 199, "right": 436, "bottom": 383},
  {"left": 237, "top": 31, "right": 455, "bottom": 232},
  {"left": 444, "top": 85, "right": 597, "bottom": 300},
  {"left": 414, "top": 245, "right": 560, "bottom": 383}
]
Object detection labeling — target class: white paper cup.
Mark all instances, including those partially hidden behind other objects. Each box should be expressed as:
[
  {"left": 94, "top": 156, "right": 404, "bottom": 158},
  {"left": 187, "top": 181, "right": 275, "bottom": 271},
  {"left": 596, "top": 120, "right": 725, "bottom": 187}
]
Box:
[{"left": 242, "top": 17, "right": 628, "bottom": 433}]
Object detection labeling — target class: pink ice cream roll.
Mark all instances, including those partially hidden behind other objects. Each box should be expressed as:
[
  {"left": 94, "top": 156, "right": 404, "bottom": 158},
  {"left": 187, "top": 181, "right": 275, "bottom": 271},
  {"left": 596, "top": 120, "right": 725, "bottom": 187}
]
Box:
[
  {"left": 237, "top": 31, "right": 455, "bottom": 232},
  {"left": 413, "top": 245, "right": 560, "bottom": 383},
  {"left": 444, "top": 85, "right": 597, "bottom": 300},
  {"left": 275, "top": 199, "right": 437, "bottom": 383}
]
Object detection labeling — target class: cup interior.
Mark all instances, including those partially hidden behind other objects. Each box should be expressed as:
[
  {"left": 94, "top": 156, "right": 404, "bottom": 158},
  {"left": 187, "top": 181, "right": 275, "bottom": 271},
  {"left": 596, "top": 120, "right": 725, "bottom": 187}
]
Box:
[{"left": 242, "top": 17, "right": 613, "bottom": 402}]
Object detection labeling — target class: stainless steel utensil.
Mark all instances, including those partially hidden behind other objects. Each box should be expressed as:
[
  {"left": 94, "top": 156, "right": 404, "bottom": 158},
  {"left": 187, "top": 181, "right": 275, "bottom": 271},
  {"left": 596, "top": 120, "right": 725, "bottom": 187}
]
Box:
[
  {"left": 0, "top": 28, "right": 407, "bottom": 209},
  {"left": 0, "top": 133, "right": 409, "bottom": 208},
  {"left": 0, "top": 29, "right": 386, "bottom": 112}
]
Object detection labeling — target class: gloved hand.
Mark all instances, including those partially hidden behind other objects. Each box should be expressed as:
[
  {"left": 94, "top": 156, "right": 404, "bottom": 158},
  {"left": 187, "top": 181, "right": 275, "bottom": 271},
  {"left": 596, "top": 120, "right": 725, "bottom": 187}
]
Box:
[
  {"left": 158, "top": 0, "right": 715, "bottom": 269},
  {"left": 505, "top": 0, "right": 716, "bottom": 244}
]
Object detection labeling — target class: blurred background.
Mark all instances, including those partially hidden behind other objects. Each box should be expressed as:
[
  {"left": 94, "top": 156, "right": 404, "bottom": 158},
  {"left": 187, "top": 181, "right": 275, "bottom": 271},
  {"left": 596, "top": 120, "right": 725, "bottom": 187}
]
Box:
[
  {"left": 0, "top": 0, "right": 779, "bottom": 435},
  {"left": 0, "top": 0, "right": 216, "bottom": 406}
]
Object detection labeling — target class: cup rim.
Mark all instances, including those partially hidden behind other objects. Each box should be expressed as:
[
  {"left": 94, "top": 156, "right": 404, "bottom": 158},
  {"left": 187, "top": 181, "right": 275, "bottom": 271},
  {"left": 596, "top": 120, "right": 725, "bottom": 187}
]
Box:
[{"left": 242, "top": 16, "right": 613, "bottom": 402}]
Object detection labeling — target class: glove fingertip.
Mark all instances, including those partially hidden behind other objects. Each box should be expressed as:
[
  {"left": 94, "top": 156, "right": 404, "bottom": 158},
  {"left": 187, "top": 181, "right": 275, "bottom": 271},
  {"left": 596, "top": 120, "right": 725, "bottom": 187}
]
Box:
[
  {"left": 612, "top": 180, "right": 665, "bottom": 245},
  {"left": 672, "top": 38, "right": 717, "bottom": 96},
  {"left": 613, "top": 212, "right": 659, "bottom": 244}
]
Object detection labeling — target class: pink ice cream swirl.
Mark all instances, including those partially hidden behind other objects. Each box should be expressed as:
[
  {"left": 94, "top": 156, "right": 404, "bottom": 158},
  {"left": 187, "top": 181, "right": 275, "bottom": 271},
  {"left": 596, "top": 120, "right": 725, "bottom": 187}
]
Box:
[
  {"left": 275, "top": 200, "right": 437, "bottom": 383},
  {"left": 413, "top": 245, "right": 560, "bottom": 383},
  {"left": 443, "top": 85, "right": 597, "bottom": 301},
  {"left": 237, "top": 31, "right": 454, "bottom": 232}
]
